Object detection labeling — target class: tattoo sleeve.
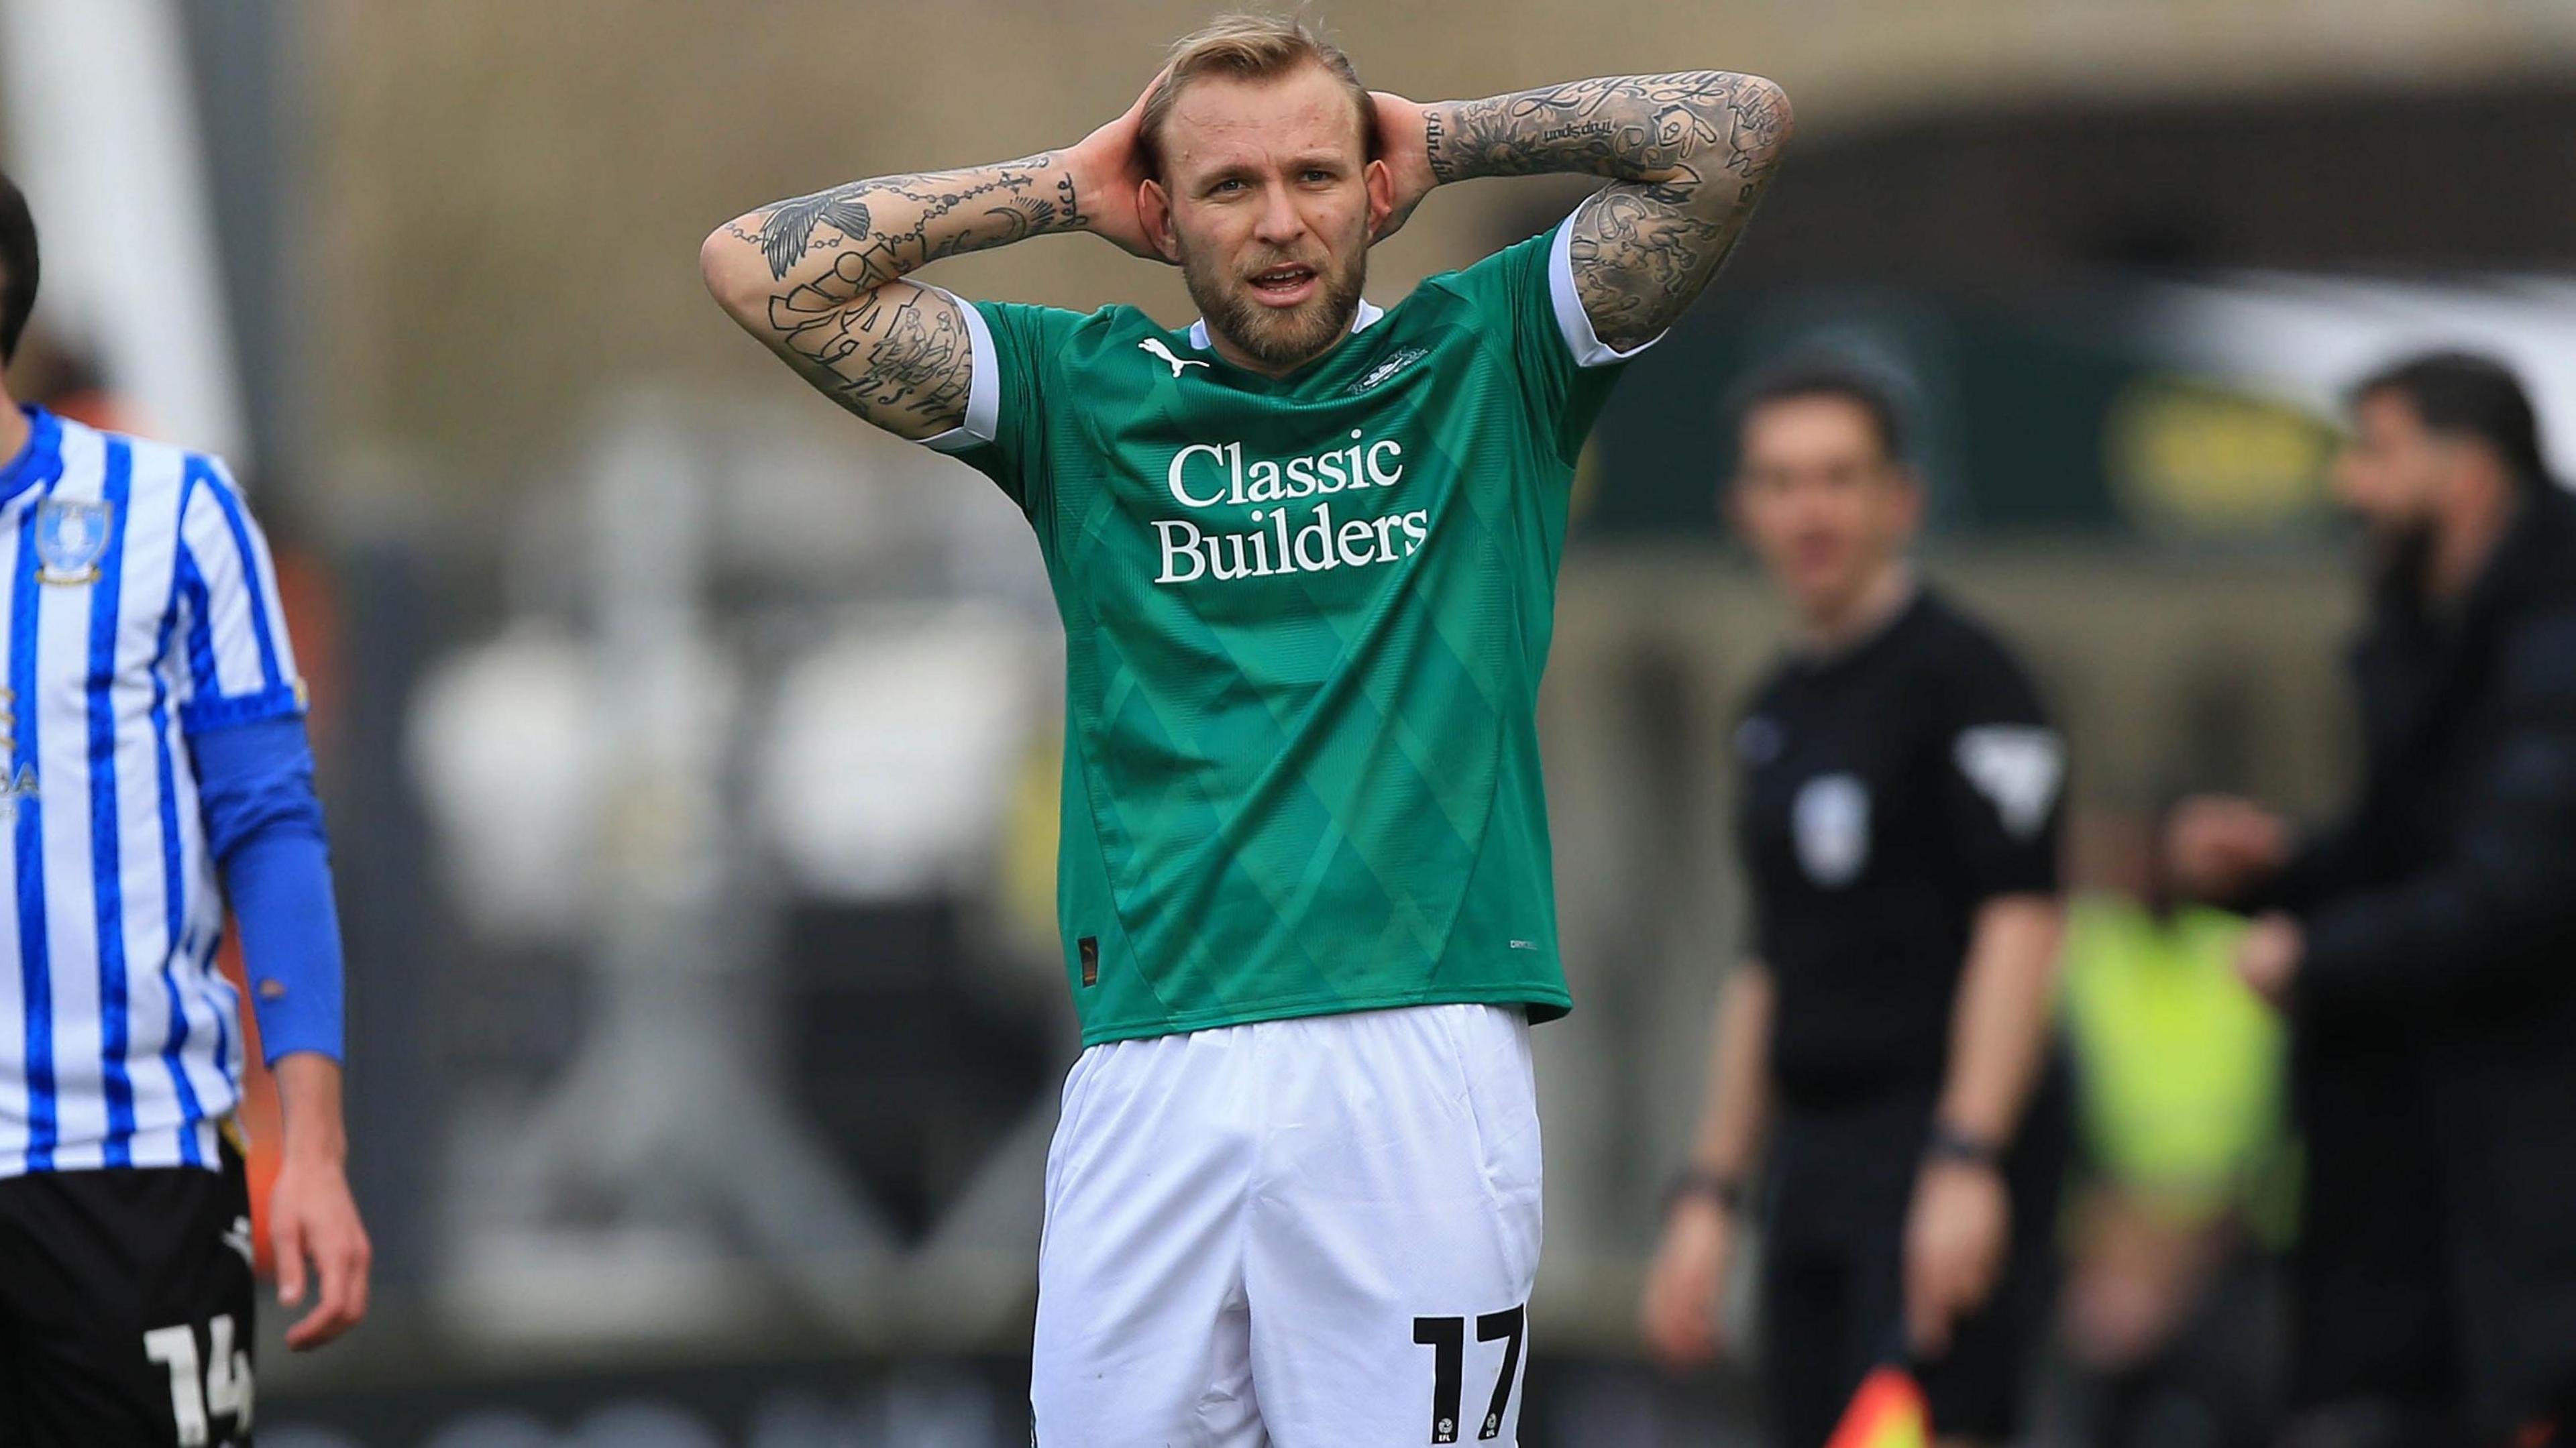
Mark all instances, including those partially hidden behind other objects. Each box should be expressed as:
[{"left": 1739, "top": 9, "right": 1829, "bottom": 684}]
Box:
[
  {"left": 1422, "top": 72, "right": 1791, "bottom": 350},
  {"left": 702, "top": 154, "right": 1087, "bottom": 439}
]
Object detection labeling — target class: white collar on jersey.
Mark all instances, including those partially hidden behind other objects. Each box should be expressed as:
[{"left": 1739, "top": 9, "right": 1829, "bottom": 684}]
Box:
[{"left": 1186, "top": 298, "right": 1383, "bottom": 353}]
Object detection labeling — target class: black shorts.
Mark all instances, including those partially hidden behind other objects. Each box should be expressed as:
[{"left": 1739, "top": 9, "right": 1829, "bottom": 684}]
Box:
[
  {"left": 1759, "top": 1070, "right": 2068, "bottom": 1448},
  {"left": 0, "top": 1143, "right": 257, "bottom": 1447}
]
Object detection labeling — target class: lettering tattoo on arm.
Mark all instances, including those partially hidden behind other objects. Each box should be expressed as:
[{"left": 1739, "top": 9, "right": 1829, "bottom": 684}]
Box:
[
  {"left": 704, "top": 154, "right": 1087, "bottom": 438},
  {"left": 1423, "top": 72, "right": 1792, "bottom": 349}
]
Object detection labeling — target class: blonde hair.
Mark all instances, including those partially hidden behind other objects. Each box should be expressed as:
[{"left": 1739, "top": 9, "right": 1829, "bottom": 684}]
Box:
[{"left": 1138, "top": 13, "right": 1375, "bottom": 179}]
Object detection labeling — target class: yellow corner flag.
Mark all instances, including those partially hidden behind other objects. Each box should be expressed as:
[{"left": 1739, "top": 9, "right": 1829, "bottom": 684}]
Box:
[{"left": 1824, "top": 1365, "right": 1930, "bottom": 1448}]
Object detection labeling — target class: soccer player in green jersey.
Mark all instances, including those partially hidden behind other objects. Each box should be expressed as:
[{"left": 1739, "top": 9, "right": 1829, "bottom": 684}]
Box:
[{"left": 703, "top": 16, "right": 1787, "bottom": 1443}]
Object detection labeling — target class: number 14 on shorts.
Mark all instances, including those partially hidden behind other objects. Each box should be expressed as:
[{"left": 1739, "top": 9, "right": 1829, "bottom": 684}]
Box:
[
  {"left": 1413, "top": 1302, "right": 1527, "bottom": 1443},
  {"left": 143, "top": 1313, "right": 253, "bottom": 1446}
]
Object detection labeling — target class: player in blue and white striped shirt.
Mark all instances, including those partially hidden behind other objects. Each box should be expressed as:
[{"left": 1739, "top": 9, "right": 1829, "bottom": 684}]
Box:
[{"left": 0, "top": 174, "right": 368, "bottom": 1446}]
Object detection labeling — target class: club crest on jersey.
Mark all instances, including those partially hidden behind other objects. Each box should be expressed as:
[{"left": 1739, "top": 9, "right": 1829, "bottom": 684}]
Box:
[
  {"left": 34, "top": 498, "right": 111, "bottom": 585},
  {"left": 1347, "top": 345, "right": 1430, "bottom": 394},
  {"left": 1794, "top": 773, "right": 1871, "bottom": 888},
  {"left": 1139, "top": 337, "right": 1210, "bottom": 378}
]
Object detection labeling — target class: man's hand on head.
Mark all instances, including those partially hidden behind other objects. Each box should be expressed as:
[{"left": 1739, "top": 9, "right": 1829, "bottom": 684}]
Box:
[
  {"left": 1405, "top": 72, "right": 1789, "bottom": 350},
  {"left": 1368, "top": 93, "right": 1436, "bottom": 241},
  {"left": 1069, "top": 70, "right": 1176, "bottom": 264}
]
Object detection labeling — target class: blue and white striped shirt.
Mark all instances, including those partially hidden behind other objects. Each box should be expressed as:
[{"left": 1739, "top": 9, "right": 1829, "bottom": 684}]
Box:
[{"left": 0, "top": 407, "right": 305, "bottom": 1177}]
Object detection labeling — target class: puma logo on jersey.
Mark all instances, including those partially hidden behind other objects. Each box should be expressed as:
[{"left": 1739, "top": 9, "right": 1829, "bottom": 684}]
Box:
[
  {"left": 222, "top": 1215, "right": 254, "bottom": 1270},
  {"left": 1139, "top": 338, "right": 1210, "bottom": 378}
]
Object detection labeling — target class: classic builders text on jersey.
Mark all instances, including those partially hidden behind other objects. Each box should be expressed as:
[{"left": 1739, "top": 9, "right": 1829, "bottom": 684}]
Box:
[{"left": 1155, "top": 430, "right": 1429, "bottom": 585}]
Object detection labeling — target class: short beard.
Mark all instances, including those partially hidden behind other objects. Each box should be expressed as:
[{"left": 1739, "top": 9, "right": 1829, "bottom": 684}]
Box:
[{"left": 1183, "top": 243, "right": 1367, "bottom": 371}]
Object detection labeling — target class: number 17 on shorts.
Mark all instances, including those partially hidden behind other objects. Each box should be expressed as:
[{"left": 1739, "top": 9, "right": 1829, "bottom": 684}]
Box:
[{"left": 1415, "top": 1302, "right": 1527, "bottom": 1443}]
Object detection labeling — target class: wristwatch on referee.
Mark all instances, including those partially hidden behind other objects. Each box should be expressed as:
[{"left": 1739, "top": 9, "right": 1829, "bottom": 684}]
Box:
[
  {"left": 1923, "top": 1120, "right": 2005, "bottom": 1172},
  {"left": 1662, "top": 1166, "right": 1747, "bottom": 1218}
]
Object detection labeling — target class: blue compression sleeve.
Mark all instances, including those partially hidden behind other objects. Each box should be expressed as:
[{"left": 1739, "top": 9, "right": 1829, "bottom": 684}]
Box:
[{"left": 190, "top": 716, "right": 345, "bottom": 1063}]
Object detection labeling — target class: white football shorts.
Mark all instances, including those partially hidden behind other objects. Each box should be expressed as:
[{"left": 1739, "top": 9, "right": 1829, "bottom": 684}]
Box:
[{"left": 1030, "top": 1002, "right": 1545, "bottom": 1447}]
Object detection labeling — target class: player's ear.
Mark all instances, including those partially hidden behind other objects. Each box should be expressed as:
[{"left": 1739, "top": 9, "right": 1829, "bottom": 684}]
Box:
[
  {"left": 1364, "top": 157, "right": 1395, "bottom": 239},
  {"left": 1889, "top": 465, "right": 1928, "bottom": 537},
  {"left": 1140, "top": 178, "right": 1182, "bottom": 264}
]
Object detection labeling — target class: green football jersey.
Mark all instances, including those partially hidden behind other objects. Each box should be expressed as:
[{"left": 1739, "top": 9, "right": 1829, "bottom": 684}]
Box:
[{"left": 928, "top": 216, "right": 1648, "bottom": 1045}]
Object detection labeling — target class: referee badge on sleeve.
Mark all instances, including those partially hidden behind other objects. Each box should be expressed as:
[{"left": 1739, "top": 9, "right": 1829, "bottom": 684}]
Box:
[
  {"left": 34, "top": 498, "right": 111, "bottom": 586},
  {"left": 1954, "top": 725, "right": 2066, "bottom": 840}
]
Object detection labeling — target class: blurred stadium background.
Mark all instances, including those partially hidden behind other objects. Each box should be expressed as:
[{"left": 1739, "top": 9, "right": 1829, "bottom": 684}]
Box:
[{"left": 11, "top": 1, "right": 2576, "bottom": 1443}]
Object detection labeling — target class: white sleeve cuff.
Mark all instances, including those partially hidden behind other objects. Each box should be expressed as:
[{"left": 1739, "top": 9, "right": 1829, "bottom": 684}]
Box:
[
  {"left": 1548, "top": 200, "right": 1667, "bottom": 368},
  {"left": 919, "top": 287, "right": 1002, "bottom": 453}
]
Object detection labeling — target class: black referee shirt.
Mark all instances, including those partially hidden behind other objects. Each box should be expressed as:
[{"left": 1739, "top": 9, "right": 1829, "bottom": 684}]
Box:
[{"left": 1735, "top": 588, "right": 2065, "bottom": 1111}]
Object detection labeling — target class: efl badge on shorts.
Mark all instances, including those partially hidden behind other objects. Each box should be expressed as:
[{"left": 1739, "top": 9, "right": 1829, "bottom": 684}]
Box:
[{"left": 34, "top": 498, "right": 111, "bottom": 586}]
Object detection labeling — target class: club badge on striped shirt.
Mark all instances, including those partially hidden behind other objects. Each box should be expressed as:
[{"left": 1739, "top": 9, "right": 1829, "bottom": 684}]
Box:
[{"left": 34, "top": 497, "right": 111, "bottom": 585}]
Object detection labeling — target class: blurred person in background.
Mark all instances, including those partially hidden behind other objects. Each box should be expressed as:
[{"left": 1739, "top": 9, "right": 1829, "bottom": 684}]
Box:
[
  {"left": 1641, "top": 368, "right": 2070, "bottom": 1448},
  {"left": 701, "top": 13, "right": 1790, "bottom": 1445},
  {"left": 0, "top": 173, "right": 368, "bottom": 1445},
  {"left": 5, "top": 333, "right": 133, "bottom": 437},
  {"left": 2056, "top": 799, "right": 2288, "bottom": 1448},
  {"left": 2168, "top": 353, "right": 2576, "bottom": 1448}
]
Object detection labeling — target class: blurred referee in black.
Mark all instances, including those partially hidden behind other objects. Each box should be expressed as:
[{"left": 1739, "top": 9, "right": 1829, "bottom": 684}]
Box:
[
  {"left": 1642, "top": 369, "right": 2070, "bottom": 1448},
  {"left": 2168, "top": 353, "right": 2576, "bottom": 1448}
]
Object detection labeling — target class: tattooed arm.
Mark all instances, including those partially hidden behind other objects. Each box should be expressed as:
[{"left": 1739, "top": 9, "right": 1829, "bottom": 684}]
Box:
[
  {"left": 1377, "top": 72, "right": 1791, "bottom": 351},
  {"left": 700, "top": 83, "right": 1163, "bottom": 439}
]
